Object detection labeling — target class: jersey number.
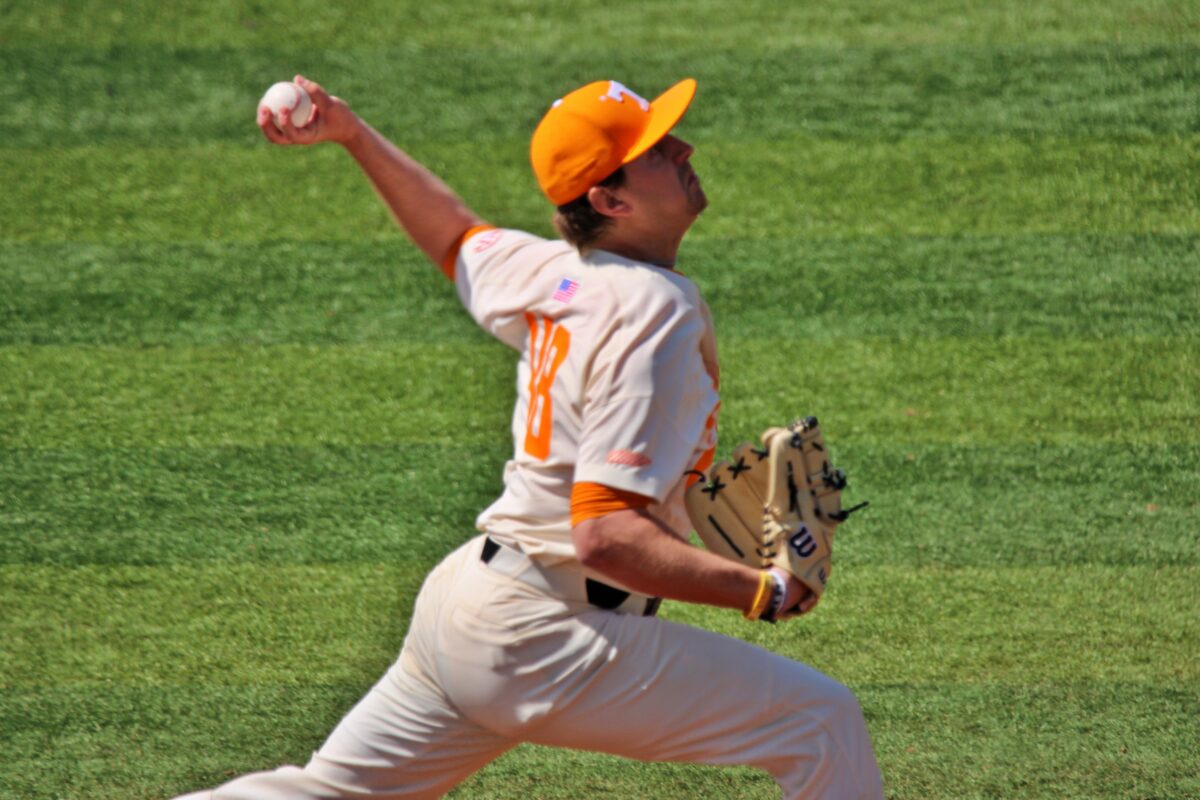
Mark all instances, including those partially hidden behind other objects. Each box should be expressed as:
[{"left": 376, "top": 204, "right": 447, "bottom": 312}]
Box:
[{"left": 524, "top": 314, "right": 570, "bottom": 460}]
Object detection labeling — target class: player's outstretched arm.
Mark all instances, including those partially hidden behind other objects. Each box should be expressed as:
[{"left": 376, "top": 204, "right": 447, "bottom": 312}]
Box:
[{"left": 257, "top": 75, "right": 486, "bottom": 269}]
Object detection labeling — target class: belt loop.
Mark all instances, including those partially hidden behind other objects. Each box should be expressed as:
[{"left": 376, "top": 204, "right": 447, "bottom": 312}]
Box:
[
  {"left": 481, "top": 537, "right": 500, "bottom": 564},
  {"left": 585, "top": 578, "right": 630, "bottom": 610}
]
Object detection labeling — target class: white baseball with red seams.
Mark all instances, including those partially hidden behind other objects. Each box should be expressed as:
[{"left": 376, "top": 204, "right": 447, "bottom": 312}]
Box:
[{"left": 258, "top": 81, "right": 312, "bottom": 129}]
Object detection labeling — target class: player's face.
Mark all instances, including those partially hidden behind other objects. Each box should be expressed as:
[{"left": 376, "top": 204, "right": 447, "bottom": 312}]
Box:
[{"left": 622, "top": 134, "right": 708, "bottom": 225}]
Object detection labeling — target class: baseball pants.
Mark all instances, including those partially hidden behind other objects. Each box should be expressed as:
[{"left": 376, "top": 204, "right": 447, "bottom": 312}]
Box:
[{"left": 173, "top": 536, "right": 883, "bottom": 799}]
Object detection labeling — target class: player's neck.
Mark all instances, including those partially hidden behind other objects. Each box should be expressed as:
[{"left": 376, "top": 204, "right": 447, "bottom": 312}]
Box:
[{"left": 592, "top": 228, "right": 684, "bottom": 269}]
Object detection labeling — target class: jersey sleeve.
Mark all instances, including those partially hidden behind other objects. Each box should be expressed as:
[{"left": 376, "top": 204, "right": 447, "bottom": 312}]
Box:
[
  {"left": 574, "top": 298, "right": 719, "bottom": 503},
  {"left": 440, "top": 224, "right": 497, "bottom": 279},
  {"left": 449, "top": 227, "right": 559, "bottom": 343}
]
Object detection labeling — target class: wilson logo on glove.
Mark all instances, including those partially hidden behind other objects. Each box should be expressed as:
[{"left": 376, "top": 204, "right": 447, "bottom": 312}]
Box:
[{"left": 789, "top": 527, "right": 817, "bottom": 559}]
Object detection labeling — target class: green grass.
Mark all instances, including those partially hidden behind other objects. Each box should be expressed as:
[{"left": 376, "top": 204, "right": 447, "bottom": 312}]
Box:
[
  {"left": 4, "top": 44, "right": 1198, "bottom": 147},
  {"left": 5, "top": 137, "right": 1197, "bottom": 242},
  {"left": 3, "top": 234, "right": 1196, "bottom": 345},
  {"left": 3, "top": 442, "right": 1194, "bottom": 569},
  {"left": 1, "top": 337, "right": 1195, "bottom": 450},
  {"left": 5, "top": 0, "right": 1199, "bottom": 48},
  {"left": 2, "top": 1, "right": 1198, "bottom": 798}
]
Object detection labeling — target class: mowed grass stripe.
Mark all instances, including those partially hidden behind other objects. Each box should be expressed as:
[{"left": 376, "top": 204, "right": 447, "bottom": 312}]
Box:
[
  {"left": 699, "top": 136, "right": 1200, "bottom": 240},
  {"left": 3, "top": 44, "right": 1195, "bottom": 147},
  {"left": 4, "top": 0, "right": 1196, "bottom": 48},
  {"left": 1, "top": 443, "right": 1194, "bottom": 568},
  {"left": 719, "top": 337, "right": 1197, "bottom": 446},
  {"left": 692, "top": 234, "right": 1200, "bottom": 340},
  {"left": 0, "top": 564, "right": 421, "bottom": 689},
  {"left": 0, "top": 683, "right": 366, "bottom": 800},
  {"left": 2, "top": 565, "right": 1195, "bottom": 687},
  {"left": 4, "top": 137, "right": 1196, "bottom": 243},
  {"left": 5, "top": 338, "right": 1191, "bottom": 448},
  {"left": 856, "top": 681, "right": 1199, "bottom": 800},
  {"left": 843, "top": 443, "right": 1198, "bottom": 569},
  {"left": 3, "top": 235, "right": 1196, "bottom": 345},
  {"left": 0, "top": 342, "right": 513, "bottom": 448},
  {"left": 3, "top": 682, "right": 1195, "bottom": 800},
  {"left": 0, "top": 444, "right": 508, "bottom": 567},
  {"left": 0, "top": 241, "right": 469, "bottom": 346}
]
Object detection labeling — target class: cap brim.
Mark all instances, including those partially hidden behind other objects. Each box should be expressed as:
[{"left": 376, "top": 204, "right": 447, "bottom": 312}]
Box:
[{"left": 621, "top": 78, "right": 697, "bottom": 168}]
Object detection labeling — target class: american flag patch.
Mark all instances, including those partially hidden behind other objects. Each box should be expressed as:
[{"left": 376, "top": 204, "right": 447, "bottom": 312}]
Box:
[
  {"left": 552, "top": 278, "right": 580, "bottom": 303},
  {"left": 607, "top": 449, "right": 652, "bottom": 468}
]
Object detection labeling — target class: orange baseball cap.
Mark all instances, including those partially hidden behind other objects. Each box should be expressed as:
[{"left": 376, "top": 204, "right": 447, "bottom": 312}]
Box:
[{"left": 530, "top": 78, "right": 697, "bottom": 206}]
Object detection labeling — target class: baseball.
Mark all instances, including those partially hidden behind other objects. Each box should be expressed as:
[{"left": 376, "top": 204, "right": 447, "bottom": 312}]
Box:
[{"left": 259, "top": 81, "right": 313, "bottom": 129}]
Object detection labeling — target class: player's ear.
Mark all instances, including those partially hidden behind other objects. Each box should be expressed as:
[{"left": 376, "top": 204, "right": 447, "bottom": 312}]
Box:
[{"left": 587, "top": 184, "right": 631, "bottom": 218}]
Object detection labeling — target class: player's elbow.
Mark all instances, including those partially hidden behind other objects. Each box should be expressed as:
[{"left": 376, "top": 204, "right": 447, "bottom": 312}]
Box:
[
  {"left": 572, "top": 517, "right": 616, "bottom": 570},
  {"left": 572, "top": 511, "right": 640, "bottom": 572}
]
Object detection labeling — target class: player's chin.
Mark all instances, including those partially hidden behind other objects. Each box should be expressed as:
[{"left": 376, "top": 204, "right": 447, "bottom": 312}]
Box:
[{"left": 688, "top": 187, "right": 709, "bottom": 215}]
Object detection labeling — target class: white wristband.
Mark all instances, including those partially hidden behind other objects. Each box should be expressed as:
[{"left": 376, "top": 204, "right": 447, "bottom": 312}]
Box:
[{"left": 762, "top": 569, "right": 788, "bottom": 621}]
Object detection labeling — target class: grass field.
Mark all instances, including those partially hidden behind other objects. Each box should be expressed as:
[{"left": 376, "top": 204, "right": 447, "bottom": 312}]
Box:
[{"left": 2, "top": 1, "right": 1198, "bottom": 798}]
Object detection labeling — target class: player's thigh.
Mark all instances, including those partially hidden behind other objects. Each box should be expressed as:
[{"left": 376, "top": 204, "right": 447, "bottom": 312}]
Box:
[
  {"left": 524, "top": 613, "right": 868, "bottom": 769},
  {"left": 208, "top": 663, "right": 513, "bottom": 800},
  {"left": 315, "top": 663, "right": 515, "bottom": 797}
]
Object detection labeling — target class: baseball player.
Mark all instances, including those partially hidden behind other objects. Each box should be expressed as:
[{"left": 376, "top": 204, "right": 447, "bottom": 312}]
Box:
[{"left": 172, "top": 75, "right": 883, "bottom": 799}]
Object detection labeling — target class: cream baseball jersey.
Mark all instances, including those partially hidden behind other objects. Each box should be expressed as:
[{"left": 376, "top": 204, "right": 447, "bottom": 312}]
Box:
[{"left": 451, "top": 227, "right": 720, "bottom": 562}]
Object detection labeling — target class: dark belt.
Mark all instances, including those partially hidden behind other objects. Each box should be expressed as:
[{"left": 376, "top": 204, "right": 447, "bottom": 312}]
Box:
[{"left": 481, "top": 537, "right": 661, "bottom": 617}]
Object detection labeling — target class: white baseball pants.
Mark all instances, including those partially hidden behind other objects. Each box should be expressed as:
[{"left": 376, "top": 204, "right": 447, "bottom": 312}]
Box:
[{"left": 173, "top": 536, "right": 883, "bottom": 799}]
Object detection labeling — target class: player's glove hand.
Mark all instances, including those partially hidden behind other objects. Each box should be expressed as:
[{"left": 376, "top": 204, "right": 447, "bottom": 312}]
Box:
[{"left": 684, "top": 417, "right": 868, "bottom": 621}]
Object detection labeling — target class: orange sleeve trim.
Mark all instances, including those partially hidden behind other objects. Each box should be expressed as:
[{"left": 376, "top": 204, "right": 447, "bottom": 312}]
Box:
[
  {"left": 686, "top": 402, "right": 720, "bottom": 487},
  {"left": 439, "top": 224, "right": 497, "bottom": 281},
  {"left": 687, "top": 445, "right": 716, "bottom": 488},
  {"left": 570, "top": 481, "right": 654, "bottom": 527}
]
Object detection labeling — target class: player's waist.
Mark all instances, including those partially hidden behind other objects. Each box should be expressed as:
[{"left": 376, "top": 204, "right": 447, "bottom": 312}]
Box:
[{"left": 480, "top": 536, "right": 661, "bottom": 617}]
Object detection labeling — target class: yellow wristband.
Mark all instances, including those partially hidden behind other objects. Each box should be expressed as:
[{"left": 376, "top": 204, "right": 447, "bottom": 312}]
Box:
[{"left": 744, "top": 571, "right": 773, "bottom": 621}]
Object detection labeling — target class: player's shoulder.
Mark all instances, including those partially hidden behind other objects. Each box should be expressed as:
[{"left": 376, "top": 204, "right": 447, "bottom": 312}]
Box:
[
  {"left": 460, "top": 227, "right": 564, "bottom": 265},
  {"left": 579, "top": 249, "right": 703, "bottom": 323},
  {"left": 456, "top": 229, "right": 702, "bottom": 331}
]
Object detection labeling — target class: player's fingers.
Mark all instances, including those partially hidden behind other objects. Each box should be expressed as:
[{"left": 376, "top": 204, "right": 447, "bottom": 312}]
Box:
[
  {"left": 274, "top": 104, "right": 316, "bottom": 145},
  {"left": 257, "top": 105, "right": 290, "bottom": 145},
  {"left": 772, "top": 568, "right": 815, "bottom": 618},
  {"left": 288, "top": 108, "right": 325, "bottom": 146},
  {"left": 295, "top": 75, "right": 332, "bottom": 109},
  {"left": 292, "top": 74, "right": 356, "bottom": 145},
  {"left": 796, "top": 589, "right": 819, "bottom": 615}
]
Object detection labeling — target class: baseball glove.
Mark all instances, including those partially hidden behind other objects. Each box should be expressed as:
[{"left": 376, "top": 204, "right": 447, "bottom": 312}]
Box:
[{"left": 684, "top": 417, "right": 867, "bottom": 621}]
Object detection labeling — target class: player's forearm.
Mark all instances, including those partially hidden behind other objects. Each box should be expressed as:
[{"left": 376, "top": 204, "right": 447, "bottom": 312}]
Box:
[
  {"left": 573, "top": 508, "right": 761, "bottom": 612},
  {"left": 340, "top": 118, "right": 485, "bottom": 267}
]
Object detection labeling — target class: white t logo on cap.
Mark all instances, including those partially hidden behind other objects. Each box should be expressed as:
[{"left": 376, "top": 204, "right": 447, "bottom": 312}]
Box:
[{"left": 600, "top": 81, "right": 650, "bottom": 111}]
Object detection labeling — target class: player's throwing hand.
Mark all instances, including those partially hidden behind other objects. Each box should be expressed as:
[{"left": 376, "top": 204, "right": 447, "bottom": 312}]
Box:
[{"left": 257, "top": 75, "right": 359, "bottom": 147}]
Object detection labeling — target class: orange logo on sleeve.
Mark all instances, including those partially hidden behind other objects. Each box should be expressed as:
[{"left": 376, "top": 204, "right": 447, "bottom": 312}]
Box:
[
  {"left": 607, "top": 449, "right": 652, "bottom": 468},
  {"left": 473, "top": 229, "right": 504, "bottom": 253},
  {"left": 524, "top": 313, "right": 570, "bottom": 460}
]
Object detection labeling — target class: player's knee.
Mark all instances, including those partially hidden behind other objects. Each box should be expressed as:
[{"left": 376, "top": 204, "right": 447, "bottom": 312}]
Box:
[
  {"left": 778, "top": 673, "right": 869, "bottom": 745},
  {"left": 829, "top": 679, "right": 864, "bottom": 719},
  {"left": 769, "top": 681, "right": 879, "bottom": 799},
  {"left": 818, "top": 679, "right": 870, "bottom": 741}
]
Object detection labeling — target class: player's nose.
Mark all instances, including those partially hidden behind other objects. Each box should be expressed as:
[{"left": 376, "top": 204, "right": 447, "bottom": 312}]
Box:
[
  {"left": 658, "top": 134, "right": 693, "bottom": 163},
  {"left": 669, "top": 135, "right": 695, "bottom": 163}
]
